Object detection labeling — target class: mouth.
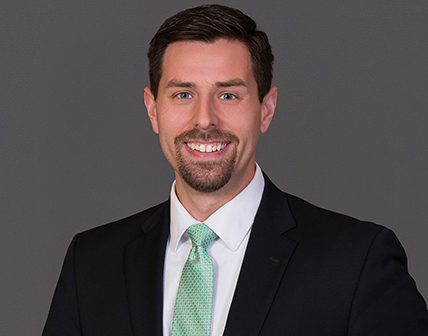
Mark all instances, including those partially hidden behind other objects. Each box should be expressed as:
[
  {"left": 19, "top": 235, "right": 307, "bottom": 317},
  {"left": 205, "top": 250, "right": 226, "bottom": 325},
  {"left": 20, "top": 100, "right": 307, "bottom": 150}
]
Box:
[
  {"left": 185, "top": 142, "right": 229, "bottom": 153},
  {"left": 175, "top": 129, "right": 239, "bottom": 159}
]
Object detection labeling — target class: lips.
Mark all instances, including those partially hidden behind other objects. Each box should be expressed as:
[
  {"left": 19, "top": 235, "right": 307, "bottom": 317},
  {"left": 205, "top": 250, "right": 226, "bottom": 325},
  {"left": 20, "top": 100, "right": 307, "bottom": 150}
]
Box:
[
  {"left": 175, "top": 129, "right": 239, "bottom": 156},
  {"left": 185, "top": 142, "right": 228, "bottom": 153}
]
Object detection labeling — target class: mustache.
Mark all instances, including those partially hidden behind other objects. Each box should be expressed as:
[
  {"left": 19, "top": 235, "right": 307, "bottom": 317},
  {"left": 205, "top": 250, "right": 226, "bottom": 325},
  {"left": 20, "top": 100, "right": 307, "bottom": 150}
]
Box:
[{"left": 174, "top": 128, "right": 239, "bottom": 145}]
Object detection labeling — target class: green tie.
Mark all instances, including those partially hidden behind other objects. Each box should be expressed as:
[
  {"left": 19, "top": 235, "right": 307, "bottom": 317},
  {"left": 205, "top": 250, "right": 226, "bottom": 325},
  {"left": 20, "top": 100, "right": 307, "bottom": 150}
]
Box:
[{"left": 171, "top": 223, "right": 217, "bottom": 336}]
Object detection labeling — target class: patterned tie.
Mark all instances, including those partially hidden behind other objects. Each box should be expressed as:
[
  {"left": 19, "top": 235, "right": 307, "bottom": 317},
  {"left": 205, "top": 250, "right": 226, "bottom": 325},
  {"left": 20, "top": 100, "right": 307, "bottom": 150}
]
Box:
[{"left": 171, "top": 223, "right": 217, "bottom": 336}]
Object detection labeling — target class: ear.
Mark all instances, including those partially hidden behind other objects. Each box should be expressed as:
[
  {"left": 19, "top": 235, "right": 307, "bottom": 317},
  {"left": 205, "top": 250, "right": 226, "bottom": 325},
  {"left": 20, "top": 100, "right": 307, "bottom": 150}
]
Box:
[
  {"left": 260, "top": 86, "right": 277, "bottom": 133},
  {"left": 144, "top": 87, "right": 159, "bottom": 134}
]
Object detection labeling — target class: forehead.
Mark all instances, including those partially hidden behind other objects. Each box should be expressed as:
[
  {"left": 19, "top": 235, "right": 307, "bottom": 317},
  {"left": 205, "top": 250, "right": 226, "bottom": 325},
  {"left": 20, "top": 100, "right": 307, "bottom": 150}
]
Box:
[{"left": 160, "top": 39, "right": 254, "bottom": 85}]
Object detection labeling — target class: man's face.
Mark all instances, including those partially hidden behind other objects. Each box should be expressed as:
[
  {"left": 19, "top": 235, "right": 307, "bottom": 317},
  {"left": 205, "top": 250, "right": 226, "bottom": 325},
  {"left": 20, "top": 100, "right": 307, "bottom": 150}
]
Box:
[{"left": 145, "top": 39, "right": 276, "bottom": 195}]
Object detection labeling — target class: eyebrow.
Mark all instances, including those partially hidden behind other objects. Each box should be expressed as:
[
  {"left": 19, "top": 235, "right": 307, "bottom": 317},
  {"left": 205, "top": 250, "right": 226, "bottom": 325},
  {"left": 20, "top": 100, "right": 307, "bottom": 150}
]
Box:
[
  {"left": 216, "top": 79, "right": 248, "bottom": 88},
  {"left": 165, "top": 80, "right": 195, "bottom": 90},
  {"left": 164, "top": 78, "right": 248, "bottom": 91}
]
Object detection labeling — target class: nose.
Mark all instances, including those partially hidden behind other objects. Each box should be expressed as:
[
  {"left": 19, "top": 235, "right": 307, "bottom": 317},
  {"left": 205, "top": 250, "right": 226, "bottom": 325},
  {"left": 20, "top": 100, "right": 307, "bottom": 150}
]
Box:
[{"left": 192, "top": 96, "right": 218, "bottom": 130}]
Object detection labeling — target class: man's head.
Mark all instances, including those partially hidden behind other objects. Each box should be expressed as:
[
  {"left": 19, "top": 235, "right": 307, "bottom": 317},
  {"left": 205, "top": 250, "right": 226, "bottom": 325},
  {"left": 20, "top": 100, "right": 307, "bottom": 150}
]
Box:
[
  {"left": 147, "top": 4, "right": 274, "bottom": 103},
  {"left": 144, "top": 5, "right": 277, "bottom": 201}
]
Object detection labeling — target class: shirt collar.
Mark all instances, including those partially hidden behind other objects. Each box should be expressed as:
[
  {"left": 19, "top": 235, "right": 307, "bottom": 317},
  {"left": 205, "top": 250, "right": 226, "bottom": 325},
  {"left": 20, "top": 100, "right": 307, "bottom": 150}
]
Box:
[{"left": 170, "top": 163, "right": 265, "bottom": 251}]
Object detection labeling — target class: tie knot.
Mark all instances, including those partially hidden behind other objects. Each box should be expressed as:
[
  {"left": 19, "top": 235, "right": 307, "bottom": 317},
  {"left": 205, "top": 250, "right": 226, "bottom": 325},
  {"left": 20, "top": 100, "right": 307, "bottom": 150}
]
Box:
[{"left": 186, "top": 223, "right": 217, "bottom": 249}]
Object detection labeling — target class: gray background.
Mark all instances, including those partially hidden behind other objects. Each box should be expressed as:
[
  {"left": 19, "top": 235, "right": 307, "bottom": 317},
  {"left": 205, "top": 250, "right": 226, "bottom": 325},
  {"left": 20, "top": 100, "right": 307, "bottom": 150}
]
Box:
[{"left": 1, "top": 0, "right": 427, "bottom": 334}]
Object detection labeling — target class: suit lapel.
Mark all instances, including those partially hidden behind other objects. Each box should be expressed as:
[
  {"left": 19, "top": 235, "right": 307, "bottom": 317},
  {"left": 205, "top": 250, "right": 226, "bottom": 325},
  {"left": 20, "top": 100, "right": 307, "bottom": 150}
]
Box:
[
  {"left": 223, "top": 175, "right": 297, "bottom": 336},
  {"left": 124, "top": 201, "right": 170, "bottom": 336},
  {"left": 122, "top": 175, "right": 297, "bottom": 336}
]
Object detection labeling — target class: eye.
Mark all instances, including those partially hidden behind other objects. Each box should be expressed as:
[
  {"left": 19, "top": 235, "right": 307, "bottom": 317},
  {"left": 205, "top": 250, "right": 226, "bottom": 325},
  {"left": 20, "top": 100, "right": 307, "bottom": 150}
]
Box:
[
  {"left": 220, "top": 93, "right": 236, "bottom": 100},
  {"left": 177, "top": 92, "right": 192, "bottom": 99}
]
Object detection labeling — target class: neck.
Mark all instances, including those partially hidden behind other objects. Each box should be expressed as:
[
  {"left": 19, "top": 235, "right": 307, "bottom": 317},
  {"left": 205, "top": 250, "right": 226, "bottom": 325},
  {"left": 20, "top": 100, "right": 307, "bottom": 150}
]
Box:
[{"left": 174, "top": 165, "right": 256, "bottom": 222}]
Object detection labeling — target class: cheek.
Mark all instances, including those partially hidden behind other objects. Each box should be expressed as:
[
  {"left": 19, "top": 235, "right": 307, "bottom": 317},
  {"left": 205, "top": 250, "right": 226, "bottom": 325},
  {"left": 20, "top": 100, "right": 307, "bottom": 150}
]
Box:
[
  {"left": 157, "top": 106, "right": 191, "bottom": 134},
  {"left": 156, "top": 117, "right": 187, "bottom": 158},
  {"left": 233, "top": 117, "right": 262, "bottom": 151},
  {"left": 158, "top": 134, "right": 178, "bottom": 168},
  {"left": 158, "top": 130, "right": 176, "bottom": 154},
  {"left": 229, "top": 113, "right": 262, "bottom": 138}
]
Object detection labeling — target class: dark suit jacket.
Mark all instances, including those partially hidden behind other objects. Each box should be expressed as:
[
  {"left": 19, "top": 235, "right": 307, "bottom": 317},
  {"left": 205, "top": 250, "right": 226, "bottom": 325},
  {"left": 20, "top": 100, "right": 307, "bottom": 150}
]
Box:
[{"left": 43, "top": 175, "right": 428, "bottom": 335}]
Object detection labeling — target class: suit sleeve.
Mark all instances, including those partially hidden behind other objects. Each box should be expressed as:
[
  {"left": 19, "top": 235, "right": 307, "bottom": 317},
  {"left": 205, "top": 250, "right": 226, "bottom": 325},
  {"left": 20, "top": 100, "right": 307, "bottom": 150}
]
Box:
[
  {"left": 348, "top": 228, "right": 428, "bottom": 335},
  {"left": 42, "top": 235, "right": 82, "bottom": 336}
]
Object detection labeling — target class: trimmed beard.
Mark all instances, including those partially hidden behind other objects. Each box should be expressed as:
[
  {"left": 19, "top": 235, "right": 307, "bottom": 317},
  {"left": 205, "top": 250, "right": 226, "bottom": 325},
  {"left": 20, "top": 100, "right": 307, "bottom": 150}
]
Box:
[{"left": 174, "top": 129, "right": 239, "bottom": 193}]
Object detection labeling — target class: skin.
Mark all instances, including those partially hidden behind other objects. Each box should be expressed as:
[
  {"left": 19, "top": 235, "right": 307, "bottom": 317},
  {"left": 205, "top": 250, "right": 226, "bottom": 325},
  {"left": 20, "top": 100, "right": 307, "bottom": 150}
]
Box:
[{"left": 144, "top": 39, "right": 277, "bottom": 221}]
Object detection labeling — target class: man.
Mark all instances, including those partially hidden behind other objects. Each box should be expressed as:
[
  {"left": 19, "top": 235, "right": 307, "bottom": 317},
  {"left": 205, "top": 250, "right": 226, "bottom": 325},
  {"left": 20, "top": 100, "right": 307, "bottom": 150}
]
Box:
[{"left": 43, "top": 4, "right": 428, "bottom": 335}]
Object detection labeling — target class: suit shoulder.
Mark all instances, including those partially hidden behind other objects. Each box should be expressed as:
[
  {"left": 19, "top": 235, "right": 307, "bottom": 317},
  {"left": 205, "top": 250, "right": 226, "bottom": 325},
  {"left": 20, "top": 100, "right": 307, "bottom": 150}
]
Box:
[
  {"left": 279, "top": 192, "right": 400, "bottom": 275},
  {"left": 74, "top": 200, "right": 169, "bottom": 247},
  {"left": 261, "top": 174, "right": 384, "bottom": 240},
  {"left": 284, "top": 192, "right": 385, "bottom": 240}
]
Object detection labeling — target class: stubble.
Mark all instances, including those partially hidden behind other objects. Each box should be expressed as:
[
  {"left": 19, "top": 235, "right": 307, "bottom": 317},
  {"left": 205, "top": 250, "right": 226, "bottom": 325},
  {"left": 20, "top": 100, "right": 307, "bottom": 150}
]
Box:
[{"left": 174, "top": 129, "right": 239, "bottom": 193}]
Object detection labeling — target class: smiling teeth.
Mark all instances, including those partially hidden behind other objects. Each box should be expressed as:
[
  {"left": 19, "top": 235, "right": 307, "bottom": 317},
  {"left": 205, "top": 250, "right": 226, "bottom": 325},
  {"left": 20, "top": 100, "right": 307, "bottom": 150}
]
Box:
[{"left": 187, "top": 143, "right": 227, "bottom": 153}]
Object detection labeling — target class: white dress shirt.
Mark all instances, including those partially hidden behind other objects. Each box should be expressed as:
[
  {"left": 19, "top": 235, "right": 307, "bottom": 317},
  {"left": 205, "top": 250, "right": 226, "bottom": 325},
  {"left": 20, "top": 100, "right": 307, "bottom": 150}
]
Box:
[{"left": 162, "top": 164, "right": 265, "bottom": 336}]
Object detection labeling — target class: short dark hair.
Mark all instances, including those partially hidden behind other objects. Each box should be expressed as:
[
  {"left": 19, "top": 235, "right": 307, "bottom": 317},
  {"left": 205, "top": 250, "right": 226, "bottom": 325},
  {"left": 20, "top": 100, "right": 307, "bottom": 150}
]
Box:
[{"left": 147, "top": 4, "right": 274, "bottom": 102}]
